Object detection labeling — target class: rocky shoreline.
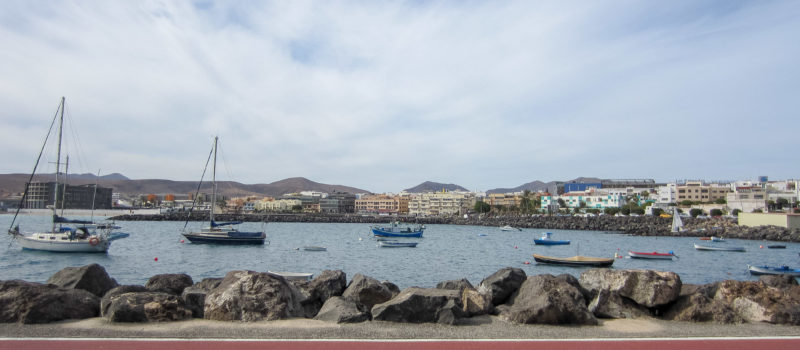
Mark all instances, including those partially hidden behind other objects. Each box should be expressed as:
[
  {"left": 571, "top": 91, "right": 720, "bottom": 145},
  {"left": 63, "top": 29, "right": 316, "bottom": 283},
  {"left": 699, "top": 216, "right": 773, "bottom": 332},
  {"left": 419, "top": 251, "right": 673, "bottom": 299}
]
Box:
[
  {"left": 2, "top": 263, "right": 799, "bottom": 328},
  {"left": 110, "top": 213, "right": 800, "bottom": 242}
]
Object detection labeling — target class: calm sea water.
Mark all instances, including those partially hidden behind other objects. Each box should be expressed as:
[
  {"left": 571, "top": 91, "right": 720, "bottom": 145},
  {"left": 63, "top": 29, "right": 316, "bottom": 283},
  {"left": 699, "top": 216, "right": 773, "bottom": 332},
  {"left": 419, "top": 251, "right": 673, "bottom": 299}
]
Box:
[{"left": 2, "top": 214, "right": 799, "bottom": 289}]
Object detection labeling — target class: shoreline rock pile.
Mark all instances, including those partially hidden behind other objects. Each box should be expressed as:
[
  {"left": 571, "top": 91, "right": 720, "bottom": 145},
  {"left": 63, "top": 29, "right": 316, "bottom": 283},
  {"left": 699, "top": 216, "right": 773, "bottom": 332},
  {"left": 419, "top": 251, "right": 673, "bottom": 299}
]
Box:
[
  {"left": 109, "top": 213, "right": 800, "bottom": 243},
  {"left": 1, "top": 263, "right": 798, "bottom": 326}
]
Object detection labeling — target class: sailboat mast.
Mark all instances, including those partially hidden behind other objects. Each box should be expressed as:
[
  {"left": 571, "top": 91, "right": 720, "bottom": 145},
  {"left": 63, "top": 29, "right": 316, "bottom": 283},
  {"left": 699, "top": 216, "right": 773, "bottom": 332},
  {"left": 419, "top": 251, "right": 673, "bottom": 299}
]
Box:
[
  {"left": 52, "top": 97, "right": 65, "bottom": 232},
  {"left": 61, "top": 155, "right": 69, "bottom": 217},
  {"left": 211, "top": 136, "right": 218, "bottom": 223}
]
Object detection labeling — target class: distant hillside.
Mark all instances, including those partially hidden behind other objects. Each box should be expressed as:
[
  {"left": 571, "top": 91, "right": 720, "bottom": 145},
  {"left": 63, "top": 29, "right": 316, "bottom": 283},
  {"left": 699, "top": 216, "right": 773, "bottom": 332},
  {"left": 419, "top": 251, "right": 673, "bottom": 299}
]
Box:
[
  {"left": 404, "top": 181, "right": 469, "bottom": 193},
  {"left": 0, "top": 174, "right": 370, "bottom": 198},
  {"left": 486, "top": 177, "right": 604, "bottom": 194}
]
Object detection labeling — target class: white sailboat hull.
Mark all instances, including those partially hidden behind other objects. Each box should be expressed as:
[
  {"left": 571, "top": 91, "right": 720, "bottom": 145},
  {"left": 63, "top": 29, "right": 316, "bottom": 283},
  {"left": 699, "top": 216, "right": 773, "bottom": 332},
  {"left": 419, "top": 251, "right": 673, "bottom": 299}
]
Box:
[{"left": 16, "top": 232, "right": 110, "bottom": 253}]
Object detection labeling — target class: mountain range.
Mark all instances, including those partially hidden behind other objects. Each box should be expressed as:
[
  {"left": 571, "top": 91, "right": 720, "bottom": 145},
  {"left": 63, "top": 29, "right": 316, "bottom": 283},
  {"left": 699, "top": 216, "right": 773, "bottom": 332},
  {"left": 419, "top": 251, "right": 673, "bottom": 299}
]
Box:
[{"left": 0, "top": 173, "right": 597, "bottom": 198}]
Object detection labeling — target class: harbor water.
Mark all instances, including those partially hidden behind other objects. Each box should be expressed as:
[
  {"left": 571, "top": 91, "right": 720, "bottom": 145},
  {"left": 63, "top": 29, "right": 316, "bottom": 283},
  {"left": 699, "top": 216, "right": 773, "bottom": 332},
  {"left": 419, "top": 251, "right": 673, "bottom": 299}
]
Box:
[{"left": 2, "top": 215, "right": 799, "bottom": 288}]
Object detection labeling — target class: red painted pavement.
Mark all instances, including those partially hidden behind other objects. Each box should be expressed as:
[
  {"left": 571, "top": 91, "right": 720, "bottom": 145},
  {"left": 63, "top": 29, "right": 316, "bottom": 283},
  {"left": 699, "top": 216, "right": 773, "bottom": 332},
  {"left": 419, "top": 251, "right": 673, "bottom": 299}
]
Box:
[{"left": 2, "top": 338, "right": 799, "bottom": 350}]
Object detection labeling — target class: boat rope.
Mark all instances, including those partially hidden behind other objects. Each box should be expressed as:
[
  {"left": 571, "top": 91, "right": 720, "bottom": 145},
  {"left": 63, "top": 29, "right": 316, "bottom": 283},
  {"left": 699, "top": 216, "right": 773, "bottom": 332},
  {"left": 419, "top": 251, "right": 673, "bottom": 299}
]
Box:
[
  {"left": 8, "top": 98, "right": 63, "bottom": 234},
  {"left": 182, "top": 140, "right": 215, "bottom": 232}
]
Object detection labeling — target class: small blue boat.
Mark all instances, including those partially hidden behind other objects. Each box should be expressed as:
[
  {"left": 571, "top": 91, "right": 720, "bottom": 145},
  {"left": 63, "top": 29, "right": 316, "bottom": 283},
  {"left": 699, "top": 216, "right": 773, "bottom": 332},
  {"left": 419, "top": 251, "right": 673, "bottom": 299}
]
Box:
[
  {"left": 748, "top": 265, "right": 800, "bottom": 276},
  {"left": 371, "top": 222, "right": 423, "bottom": 238},
  {"left": 379, "top": 241, "right": 418, "bottom": 248},
  {"left": 533, "top": 232, "right": 570, "bottom": 245}
]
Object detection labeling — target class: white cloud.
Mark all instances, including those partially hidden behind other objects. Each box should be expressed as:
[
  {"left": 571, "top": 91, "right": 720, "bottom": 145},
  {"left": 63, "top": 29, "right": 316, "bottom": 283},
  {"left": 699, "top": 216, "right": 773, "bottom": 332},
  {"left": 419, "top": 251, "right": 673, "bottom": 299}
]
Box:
[{"left": 1, "top": 1, "right": 798, "bottom": 193}]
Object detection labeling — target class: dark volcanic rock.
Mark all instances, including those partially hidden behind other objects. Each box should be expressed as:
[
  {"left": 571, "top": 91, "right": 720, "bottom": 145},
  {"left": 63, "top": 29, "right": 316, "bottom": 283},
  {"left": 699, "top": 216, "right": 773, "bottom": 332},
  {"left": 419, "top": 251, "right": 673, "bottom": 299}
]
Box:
[
  {"left": 145, "top": 273, "right": 194, "bottom": 295},
  {"left": 342, "top": 274, "right": 394, "bottom": 311},
  {"left": 499, "top": 274, "right": 597, "bottom": 325},
  {"left": 0, "top": 280, "right": 99, "bottom": 324},
  {"left": 478, "top": 267, "right": 526, "bottom": 306},
  {"left": 46, "top": 263, "right": 118, "bottom": 297},
  {"left": 181, "top": 278, "right": 222, "bottom": 319},
  {"left": 313, "top": 296, "right": 370, "bottom": 323},
  {"left": 203, "top": 270, "right": 304, "bottom": 321},
  {"left": 100, "top": 285, "right": 148, "bottom": 316},
  {"left": 588, "top": 289, "right": 651, "bottom": 319},
  {"left": 713, "top": 280, "right": 800, "bottom": 324},
  {"left": 296, "top": 270, "right": 348, "bottom": 318},
  {"left": 580, "top": 269, "right": 681, "bottom": 308},
  {"left": 436, "top": 278, "right": 475, "bottom": 292},
  {"left": 103, "top": 291, "right": 192, "bottom": 322},
  {"left": 371, "top": 287, "right": 465, "bottom": 324}
]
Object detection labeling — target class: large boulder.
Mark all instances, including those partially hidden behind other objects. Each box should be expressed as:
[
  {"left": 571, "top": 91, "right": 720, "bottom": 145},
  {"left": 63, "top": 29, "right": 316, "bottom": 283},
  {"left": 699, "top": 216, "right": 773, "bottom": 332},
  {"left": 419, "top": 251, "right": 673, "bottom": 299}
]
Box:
[
  {"left": 759, "top": 275, "right": 799, "bottom": 289},
  {"left": 0, "top": 280, "right": 99, "bottom": 324},
  {"left": 103, "top": 291, "right": 192, "bottom": 322},
  {"left": 296, "top": 270, "right": 347, "bottom": 318},
  {"left": 46, "top": 263, "right": 118, "bottom": 297},
  {"left": 342, "top": 274, "right": 393, "bottom": 311},
  {"left": 713, "top": 280, "right": 800, "bottom": 324},
  {"left": 146, "top": 273, "right": 194, "bottom": 295},
  {"left": 371, "top": 287, "right": 464, "bottom": 324},
  {"left": 100, "top": 285, "right": 148, "bottom": 316},
  {"left": 478, "top": 267, "right": 526, "bottom": 306},
  {"left": 203, "top": 270, "right": 304, "bottom": 321},
  {"left": 579, "top": 269, "right": 681, "bottom": 308},
  {"left": 436, "top": 278, "right": 474, "bottom": 292},
  {"left": 181, "top": 278, "right": 223, "bottom": 318},
  {"left": 313, "top": 296, "right": 370, "bottom": 323},
  {"left": 662, "top": 291, "right": 743, "bottom": 323},
  {"left": 461, "top": 287, "right": 493, "bottom": 316},
  {"left": 499, "top": 274, "right": 598, "bottom": 325},
  {"left": 588, "top": 289, "right": 651, "bottom": 319}
]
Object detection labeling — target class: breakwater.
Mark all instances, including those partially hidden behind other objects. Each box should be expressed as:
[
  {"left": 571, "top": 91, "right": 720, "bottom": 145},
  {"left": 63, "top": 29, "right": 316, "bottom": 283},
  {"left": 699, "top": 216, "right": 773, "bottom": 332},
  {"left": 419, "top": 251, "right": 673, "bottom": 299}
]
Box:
[{"left": 109, "top": 213, "right": 800, "bottom": 243}]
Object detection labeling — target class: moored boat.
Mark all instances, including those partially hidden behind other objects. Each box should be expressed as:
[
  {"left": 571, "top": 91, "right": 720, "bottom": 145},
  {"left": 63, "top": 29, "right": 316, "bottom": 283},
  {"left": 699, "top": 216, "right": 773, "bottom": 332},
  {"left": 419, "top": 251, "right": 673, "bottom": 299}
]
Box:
[
  {"left": 7, "top": 97, "right": 128, "bottom": 253},
  {"left": 532, "top": 254, "right": 614, "bottom": 267},
  {"left": 747, "top": 265, "right": 800, "bottom": 276},
  {"left": 371, "top": 222, "right": 423, "bottom": 238},
  {"left": 533, "top": 232, "right": 570, "bottom": 245},
  {"left": 500, "top": 225, "right": 522, "bottom": 231},
  {"left": 181, "top": 137, "right": 266, "bottom": 245},
  {"left": 379, "top": 241, "right": 418, "bottom": 248},
  {"left": 303, "top": 246, "right": 327, "bottom": 251},
  {"left": 693, "top": 243, "right": 745, "bottom": 252},
  {"left": 628, "top": 251, "right": 676, "bottom": 260},
  {"left": 767, "top": 245, "right": 786, "bottom": 249}
]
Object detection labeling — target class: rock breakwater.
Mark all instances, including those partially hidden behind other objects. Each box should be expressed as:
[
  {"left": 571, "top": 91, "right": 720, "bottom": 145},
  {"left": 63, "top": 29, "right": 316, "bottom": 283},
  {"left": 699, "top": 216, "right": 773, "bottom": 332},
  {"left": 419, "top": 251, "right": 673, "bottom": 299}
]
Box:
[
  {"left": 2, "top": 263, "right": 799, "bottom": 326},
  {"left": 110, "top": 213, "right": 800, "bottom": 242}
]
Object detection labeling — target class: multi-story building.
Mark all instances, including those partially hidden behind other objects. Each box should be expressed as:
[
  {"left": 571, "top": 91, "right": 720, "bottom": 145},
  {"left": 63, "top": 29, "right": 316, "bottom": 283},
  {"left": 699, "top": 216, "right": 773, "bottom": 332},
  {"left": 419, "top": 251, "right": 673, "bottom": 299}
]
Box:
[
  {"left": 23, "top": 182, "right": 113, "bottom": 209},
  {"left": 355, "top": 194, "right": 401, "bottom": 214},
  {"left": 483, "top": 193, "right": 521, "bottom": 207},
  {"left": 726, "top": 186, "right": 767, "bottom": 213},
  {"left": 408, "top": 192, "right": 474, "bottom": 216},
  {"left": 256, "top": 198, "right": 302, "bottom": 212},
  {"left": 540, "top": 189, "right": 626, "bottom": 210},
  {"left": 319, "top": 192, "right": 356, "bottom": 214},
  {"left": 675, "top": 181, "right": 731, "bottom": 203}
]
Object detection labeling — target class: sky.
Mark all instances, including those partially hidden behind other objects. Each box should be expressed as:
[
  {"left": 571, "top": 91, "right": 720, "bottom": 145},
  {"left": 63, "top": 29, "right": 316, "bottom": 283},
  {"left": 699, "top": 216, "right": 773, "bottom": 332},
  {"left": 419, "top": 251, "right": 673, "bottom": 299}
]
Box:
[{"left": 1, "top": 1, "right": 799, "bottom": 193}]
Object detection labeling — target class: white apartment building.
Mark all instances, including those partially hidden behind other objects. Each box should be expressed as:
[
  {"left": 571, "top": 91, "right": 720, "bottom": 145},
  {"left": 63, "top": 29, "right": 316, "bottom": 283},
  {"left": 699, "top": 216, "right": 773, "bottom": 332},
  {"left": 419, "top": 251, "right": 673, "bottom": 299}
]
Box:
[
  {"left": 540, "top": 189, "right": 626, "bottom": 210},
  {"left": 255, "top": 199, "right": 302, "bottom": 212},
  {"left": 408, "top": 192, "right": 474, "bottom": 216},
  {"left": 656, "top": 184, "right": 678, "bottom": 204}
]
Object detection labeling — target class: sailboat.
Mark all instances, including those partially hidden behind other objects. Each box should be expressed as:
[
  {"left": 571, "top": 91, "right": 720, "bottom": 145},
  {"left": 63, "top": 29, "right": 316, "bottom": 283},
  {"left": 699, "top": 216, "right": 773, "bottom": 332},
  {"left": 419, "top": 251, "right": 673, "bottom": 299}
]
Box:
[
  {"left": 6, "top": 97, "right": 127, "bottom": 253},
  {"left": 181, "top": 136, "right": 266, "bottom": 245},
  {"left": 671, "top": 208, "right": 684, "bottom": 233}
]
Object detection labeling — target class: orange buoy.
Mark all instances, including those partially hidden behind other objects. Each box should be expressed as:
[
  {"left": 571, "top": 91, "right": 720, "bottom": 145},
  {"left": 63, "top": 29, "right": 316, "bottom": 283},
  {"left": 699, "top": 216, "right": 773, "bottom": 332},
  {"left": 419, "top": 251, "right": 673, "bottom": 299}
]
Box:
[
  {"left": 180, "top": 239, "right": 185, "bottom": 243},
  {"left": 524, "top": 261, "right": 530, "bottom": 265},
  {"left": 759, "top": 245, "right": 764, "bottom": 249}
]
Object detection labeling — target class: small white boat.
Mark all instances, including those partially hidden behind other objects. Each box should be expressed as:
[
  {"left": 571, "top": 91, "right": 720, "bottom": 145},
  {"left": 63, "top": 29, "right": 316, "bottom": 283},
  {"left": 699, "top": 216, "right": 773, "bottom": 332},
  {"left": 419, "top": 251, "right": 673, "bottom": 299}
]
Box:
[
  {"left": 500, "top": 225, "right": 521, "bottom": 231},
  {"left": 268, "top": 271, "right": 313, "bottom": 281},
  {"left": 694, "top": 243, "right": 745, "bottom": 252},
  {"left": 628, "top": 251, "right": 676, "bottom": 260},
  {"left": 303, "top": 246, "right": 327, "bottom": 251}
]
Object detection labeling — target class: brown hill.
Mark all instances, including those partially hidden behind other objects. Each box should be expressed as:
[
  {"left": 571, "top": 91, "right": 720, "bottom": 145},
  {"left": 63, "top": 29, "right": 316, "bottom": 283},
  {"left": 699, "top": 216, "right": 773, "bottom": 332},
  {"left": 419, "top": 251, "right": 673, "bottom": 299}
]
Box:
[{"left": 0, "top": 174, "right": 370, "bottom": 198}]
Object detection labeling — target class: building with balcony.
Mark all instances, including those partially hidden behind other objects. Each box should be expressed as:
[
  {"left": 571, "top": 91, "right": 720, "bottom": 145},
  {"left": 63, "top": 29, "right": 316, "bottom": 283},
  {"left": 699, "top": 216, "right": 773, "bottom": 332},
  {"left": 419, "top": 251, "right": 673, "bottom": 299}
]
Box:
[
  {"left": 23, "top": 182, "right": 113, "bottom": 209},
  {"left": 676, "top": 181, "right": 731, "bottom": 203},
  {"left": 355, "top": 194, "right": 401, "bottom": 214}
]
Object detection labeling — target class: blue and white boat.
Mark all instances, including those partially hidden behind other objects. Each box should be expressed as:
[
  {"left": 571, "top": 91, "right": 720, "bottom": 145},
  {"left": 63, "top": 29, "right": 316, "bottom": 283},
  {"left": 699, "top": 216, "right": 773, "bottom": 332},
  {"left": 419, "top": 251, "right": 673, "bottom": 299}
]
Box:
[
  {"left": 747, "top": 265, "right": 800, "bottom": 277},
  {"left": 371, "top": 222, "right": 423, "bottom": 238},
  {"left": 533, "top": 232, "right": 570, "bottom": 245},
  {"left": 182, "top": 137, "right": 266, "bottom": 245}
]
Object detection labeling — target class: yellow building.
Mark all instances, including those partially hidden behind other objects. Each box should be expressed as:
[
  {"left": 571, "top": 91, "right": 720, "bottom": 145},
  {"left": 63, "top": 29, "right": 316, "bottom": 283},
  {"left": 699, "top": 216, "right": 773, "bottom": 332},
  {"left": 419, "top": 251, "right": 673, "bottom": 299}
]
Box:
[
  {"left": 484, "top": 193, "right": 521, "bottom": 207},
  {"left": 355, "top": 194, "right": 401, "bottom": 214},
  {"left": 676, "top": 181, "right": 731, "bottom": 203},
  {"left": 738, "top": 212, "right": 800, "bottom": 229}
]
